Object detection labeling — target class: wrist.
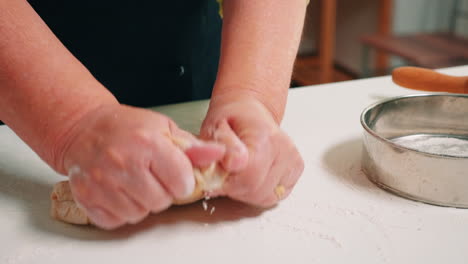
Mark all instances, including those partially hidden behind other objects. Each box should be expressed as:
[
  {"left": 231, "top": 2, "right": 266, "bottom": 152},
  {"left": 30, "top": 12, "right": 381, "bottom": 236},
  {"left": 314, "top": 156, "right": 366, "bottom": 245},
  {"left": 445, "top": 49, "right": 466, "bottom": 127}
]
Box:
[
  {"left": 43, "top": 84, "right": 119, "bottom": 174},
  {"left": 210, "top": 84, "right": 287, "bottom": 124}
]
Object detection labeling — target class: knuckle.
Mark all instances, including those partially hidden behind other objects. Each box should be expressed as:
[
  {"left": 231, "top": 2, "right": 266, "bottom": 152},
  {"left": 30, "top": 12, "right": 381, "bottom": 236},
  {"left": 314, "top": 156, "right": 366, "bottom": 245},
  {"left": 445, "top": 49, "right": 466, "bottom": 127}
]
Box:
[
  {"left": 88, "top": 167, "right": 105, "bottom": 183},
  {"left": 133, "top": 128, "right": 155, "bottom": 146},
  {"left": 104, "top": 147, "right": 126, "bottom": 169}
]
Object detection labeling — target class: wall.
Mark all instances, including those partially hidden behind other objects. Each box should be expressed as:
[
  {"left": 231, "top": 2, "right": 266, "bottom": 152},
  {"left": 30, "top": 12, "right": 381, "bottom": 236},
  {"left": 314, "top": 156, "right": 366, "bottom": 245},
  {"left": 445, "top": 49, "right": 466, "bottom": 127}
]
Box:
[
  {"left": 298, "top": 0, "right": 379, "bottom": 74},
  {"left": 458, "top": 0, "right": 468, "bottom": 34},
  {"left": 298, "top": 0, "right": 468, "bottom": 76}
]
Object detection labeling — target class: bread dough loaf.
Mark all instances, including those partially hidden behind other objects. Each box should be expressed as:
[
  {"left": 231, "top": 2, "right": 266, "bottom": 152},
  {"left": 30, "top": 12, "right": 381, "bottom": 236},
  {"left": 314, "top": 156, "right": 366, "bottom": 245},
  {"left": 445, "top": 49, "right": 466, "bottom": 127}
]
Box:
[
  {"left": 51, "top": 181, "right": 91, "bottom": 225},
  {"left": 51, "top": 162, "right": 227, "bottom": 225},
  {"left": 51, "top": 134, "right": 228, "bottom": 225}
]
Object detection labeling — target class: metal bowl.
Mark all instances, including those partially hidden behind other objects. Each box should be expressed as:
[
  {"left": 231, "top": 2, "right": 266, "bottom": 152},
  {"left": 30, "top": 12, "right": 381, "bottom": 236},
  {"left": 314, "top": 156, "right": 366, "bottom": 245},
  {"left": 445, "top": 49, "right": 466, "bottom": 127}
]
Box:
[{"left": 360, "top": 94, "right": 468, "bottom": 208}]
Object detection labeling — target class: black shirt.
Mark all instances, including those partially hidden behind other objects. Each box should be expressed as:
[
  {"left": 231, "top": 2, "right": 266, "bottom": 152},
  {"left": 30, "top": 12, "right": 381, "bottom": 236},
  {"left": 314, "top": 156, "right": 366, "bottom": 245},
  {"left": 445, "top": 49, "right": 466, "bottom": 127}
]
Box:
[{"left": 28, "top": 0, "right": 222, "bottom": 107}]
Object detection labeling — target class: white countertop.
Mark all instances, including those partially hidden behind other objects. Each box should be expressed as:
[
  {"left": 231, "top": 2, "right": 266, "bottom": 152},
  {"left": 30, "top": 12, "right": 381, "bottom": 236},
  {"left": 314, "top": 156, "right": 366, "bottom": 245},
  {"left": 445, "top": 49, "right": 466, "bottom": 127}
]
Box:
[{"left": 1, "top": 66, "right": 467, "bottom": 264}]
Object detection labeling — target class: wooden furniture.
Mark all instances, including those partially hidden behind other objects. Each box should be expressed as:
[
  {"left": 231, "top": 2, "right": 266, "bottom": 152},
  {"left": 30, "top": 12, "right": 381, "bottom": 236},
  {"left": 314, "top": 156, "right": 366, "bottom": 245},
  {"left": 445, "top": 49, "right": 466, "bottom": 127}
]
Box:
[
  {"left": 293, "top": 0, "right": 393, "bottom": 86},
  {"left": 292, "top": 56, "right": 353, "bottom": 86},
  {"left": 318, "top": 0, "right": 337, "bottom": 83},
  {"left": 361, "top": 0, "right": 468, "bottom": 76}
]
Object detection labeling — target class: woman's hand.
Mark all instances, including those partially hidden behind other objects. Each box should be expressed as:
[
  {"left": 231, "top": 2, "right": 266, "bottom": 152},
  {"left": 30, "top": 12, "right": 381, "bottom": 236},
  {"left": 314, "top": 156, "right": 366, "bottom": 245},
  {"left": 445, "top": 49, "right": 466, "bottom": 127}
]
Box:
[
  {"left": 53, "top": 104, "right": 225, "bottom": 229},
  {"left": 200, "top": 94, "right": 304, "bottom": 207}
]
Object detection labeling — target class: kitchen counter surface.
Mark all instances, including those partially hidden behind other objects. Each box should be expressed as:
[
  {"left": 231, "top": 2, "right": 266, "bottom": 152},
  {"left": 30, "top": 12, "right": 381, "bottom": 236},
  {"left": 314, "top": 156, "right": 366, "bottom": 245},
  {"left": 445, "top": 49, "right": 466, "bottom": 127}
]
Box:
[{"left": 1, "top": 66, "right": 467, "bottom": 263}]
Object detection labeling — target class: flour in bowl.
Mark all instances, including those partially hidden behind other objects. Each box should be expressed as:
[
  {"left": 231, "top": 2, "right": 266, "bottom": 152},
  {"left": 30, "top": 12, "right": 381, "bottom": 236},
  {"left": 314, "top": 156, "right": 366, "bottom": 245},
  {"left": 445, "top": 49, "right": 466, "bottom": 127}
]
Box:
[{"left": 391, "top": 134, "right": 468, "bottom": 158}]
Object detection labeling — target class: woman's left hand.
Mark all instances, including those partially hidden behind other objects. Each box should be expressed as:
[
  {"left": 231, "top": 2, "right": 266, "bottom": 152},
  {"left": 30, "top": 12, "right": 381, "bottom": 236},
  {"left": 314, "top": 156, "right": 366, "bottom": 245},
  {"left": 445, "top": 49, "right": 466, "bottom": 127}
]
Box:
[{"left": 200, "top": 93, "right": 304, "bottom": 207}]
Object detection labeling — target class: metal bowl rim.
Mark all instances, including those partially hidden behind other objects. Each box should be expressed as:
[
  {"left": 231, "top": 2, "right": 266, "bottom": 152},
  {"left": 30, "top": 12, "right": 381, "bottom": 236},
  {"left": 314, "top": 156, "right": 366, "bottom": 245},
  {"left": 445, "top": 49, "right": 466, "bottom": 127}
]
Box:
[{"left": 360, "top": 93, "right": 468, "bottom": 160}]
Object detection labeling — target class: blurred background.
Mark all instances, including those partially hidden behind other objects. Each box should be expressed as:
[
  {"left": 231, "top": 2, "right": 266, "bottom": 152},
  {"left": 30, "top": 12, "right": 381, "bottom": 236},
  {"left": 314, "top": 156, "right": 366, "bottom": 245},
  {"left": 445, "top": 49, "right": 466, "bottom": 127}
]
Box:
[{"left": 291, "top": 0, "right": 468, "bottom": 87}]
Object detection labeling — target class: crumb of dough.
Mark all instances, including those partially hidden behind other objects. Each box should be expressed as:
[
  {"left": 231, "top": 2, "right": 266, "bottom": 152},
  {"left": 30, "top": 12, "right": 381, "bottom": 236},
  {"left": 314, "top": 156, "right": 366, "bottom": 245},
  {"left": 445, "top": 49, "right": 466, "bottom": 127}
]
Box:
[{"left": 275, "top": 185, "right": 286, "bottom": 199}]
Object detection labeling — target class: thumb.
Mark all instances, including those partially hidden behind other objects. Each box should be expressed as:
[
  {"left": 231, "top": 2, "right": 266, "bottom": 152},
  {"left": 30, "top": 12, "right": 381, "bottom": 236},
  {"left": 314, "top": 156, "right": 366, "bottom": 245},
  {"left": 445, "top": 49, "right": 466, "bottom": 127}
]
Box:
[
  {"left": 168, "top": 123, "right": 226, "bottom": 168},
  {"left": 185, "top": 142, "right": 226, "bottom": 168},
  {"left": 202, "top": 119, "right": 249, "bottom": 172}
]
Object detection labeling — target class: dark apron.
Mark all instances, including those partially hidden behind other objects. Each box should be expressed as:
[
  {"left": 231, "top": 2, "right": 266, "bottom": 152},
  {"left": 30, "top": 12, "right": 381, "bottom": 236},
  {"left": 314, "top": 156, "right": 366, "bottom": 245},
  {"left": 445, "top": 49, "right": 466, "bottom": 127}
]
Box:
[{"left": 28, "top": 0, "right": 222, "bottom": 107}]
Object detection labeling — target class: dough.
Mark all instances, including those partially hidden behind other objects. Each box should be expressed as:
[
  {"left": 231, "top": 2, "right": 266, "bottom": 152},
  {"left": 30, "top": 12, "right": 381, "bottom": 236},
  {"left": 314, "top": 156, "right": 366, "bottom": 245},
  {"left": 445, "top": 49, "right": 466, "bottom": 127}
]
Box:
[
  {"left": 51, "top": 181, "right": 91, "bottom": 225},
  {"left": 50, "top": 162, "right": 227, "bottom": 225},
  {"left": 51, "top": 135, "right": 228, "bottom": 225}
]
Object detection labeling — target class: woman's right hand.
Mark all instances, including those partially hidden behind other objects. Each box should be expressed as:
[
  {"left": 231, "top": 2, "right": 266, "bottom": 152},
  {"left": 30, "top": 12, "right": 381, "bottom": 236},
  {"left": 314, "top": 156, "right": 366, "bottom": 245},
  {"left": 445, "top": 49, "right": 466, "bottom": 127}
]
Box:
[{"left": 52, "top": 104, "right": 225, "bottom": 229}]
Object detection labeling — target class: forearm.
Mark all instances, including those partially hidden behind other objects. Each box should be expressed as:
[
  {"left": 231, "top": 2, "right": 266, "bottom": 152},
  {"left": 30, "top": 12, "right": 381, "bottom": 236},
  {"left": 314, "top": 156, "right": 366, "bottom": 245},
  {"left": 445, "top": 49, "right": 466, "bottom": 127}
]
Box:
[
  {"left": 0, "top": 0, "right": 118, "bottom": 170},
  {"left": 213, "top": 0, "right": 307, "bottom": 123}
]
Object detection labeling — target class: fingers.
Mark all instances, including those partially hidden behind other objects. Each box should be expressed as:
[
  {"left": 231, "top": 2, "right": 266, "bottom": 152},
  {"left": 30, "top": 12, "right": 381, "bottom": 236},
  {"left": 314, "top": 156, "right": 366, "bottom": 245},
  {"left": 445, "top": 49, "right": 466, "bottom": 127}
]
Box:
[
  {"left": 85, "top": 207, "right": 121, "bottom": 230},
  {"left": 66, "top": 130, "right": 226, "bottom": 229},
  {"left": 198, "top": 98, "right": 304, "bottom": 208},
  {"left": 61, "top": 106, "right": 231, "bottom": 230},
  {"left": 221, "top": 131, "right": 304, "bottom": 208},
  {"left": 149, "top": 136, "right": 196, "bottom": 200},
  {"left": 221, "top": 131, "right": 274, "bottom": 201},
  {"left": 119, "top": 169, "right": 173, "bottom": 214},
  {"left": 184, "top": 142, "right": 226, "bottom": 168},
  {"left": 68, "top": 158, "right": 175, "bottom": 229},
  {"left": 69, "top": 170, "right": 148, "bottom": 229},
  {"left": 258, "top": 142, "right": 304, "bottom": 207},
  {"left": 169, "top": 120, "right": 226, "bottom": 169},
  {"left": 202, "top": 119, "right": 249, "bottom": 172},
  {"left": 257, "top": 149, "right": 304, "bottom": 207}
]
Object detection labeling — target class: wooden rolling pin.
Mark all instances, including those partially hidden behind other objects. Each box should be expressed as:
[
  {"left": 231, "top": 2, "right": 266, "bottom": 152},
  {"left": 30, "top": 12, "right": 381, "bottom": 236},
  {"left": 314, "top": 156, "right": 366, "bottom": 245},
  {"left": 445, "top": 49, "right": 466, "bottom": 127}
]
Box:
[{"left": 392, "top": 66, "right": 468, "bottom": 94}]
